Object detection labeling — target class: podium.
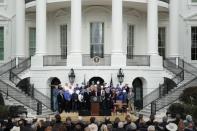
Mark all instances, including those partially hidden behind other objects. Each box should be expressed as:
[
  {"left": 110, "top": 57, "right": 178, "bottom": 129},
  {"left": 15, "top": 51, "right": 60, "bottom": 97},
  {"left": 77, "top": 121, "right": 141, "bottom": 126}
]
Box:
[{"left": 90, "top": 96, "right": 102, "bottom": 116}]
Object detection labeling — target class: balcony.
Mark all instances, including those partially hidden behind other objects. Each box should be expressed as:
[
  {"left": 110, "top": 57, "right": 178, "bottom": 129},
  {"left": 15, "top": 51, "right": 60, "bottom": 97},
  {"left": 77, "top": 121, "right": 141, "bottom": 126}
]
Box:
[
  {"left": 25, "top": 0, "right": 169, "bottom": 4},
  {"left": 126, "top": 55, "right": 150, "bottom": 66},
  {"left": 43, "top": 55, "right": 67, "bottom": 66},
  {"left": 82, "top": 54, "right": 111, "bottom": 66}
]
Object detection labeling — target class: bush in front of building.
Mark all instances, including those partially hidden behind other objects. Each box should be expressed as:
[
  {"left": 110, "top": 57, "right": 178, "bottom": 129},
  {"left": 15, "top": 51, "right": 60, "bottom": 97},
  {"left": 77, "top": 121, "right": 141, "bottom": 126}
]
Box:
[
  {"left": 167, "top": 87, "right": 197, "bottom": 120},
  {"left": 179, "top": 86, "right": 197, "bottom": 106},
  {"left": 0, "top": 105, "right": 9, "bottom": 119},
  {"left": 167, "top": 103, "right": 185, "bottom": 118}
]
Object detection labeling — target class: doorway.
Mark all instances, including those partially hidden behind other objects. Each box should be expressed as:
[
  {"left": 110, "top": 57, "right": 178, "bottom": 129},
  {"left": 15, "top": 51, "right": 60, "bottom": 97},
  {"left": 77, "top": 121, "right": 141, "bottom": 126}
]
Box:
[
  {"left": 89, "top": 77, "right": 104, "bottom": 86},
  {"left": 132, "top": 78, "right": 143, "bottom": 110}
]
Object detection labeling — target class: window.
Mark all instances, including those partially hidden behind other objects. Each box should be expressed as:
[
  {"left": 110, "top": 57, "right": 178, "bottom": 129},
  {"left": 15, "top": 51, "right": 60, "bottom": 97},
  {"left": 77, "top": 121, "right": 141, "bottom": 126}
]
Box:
[
  {"left": 90, "top": 22, "right": 104, "bottom": 58},
  {"left": 60, "top": 25, "right": 67, "bottom": 59},
  {"left": 191, "top": 27, "right": 197, "bottom": 60},
  {"left": 29, "top": 27, "right": 36, "bottom": 56},
  {"left": 158, "top": 27, "right": 166, "bottom": 59},
  {"left": 127, "top": 25, "right": 134, "bottom": 59},
  {"left": 0, "top": 27, "right": 4, "bottom": 60},
  {"left": 192, "top": 0, "right": 197, "bottom": 2}
]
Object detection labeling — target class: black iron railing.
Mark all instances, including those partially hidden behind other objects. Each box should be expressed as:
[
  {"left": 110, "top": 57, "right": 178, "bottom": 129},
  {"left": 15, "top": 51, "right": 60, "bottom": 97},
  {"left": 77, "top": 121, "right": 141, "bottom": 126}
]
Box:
[
  {"left": 10, "top": 72, "right": 51, "bottom": 109},
  {"left": 153, "top": 76, "right": 197, "bottom": 112},
  {"left": 148, "top": 57, "right": 197, "bottom": 113},
  {"left": 11, "top": 57, "right": 31, "bottom": 75},
  {"left": 43, "top": 55, "right": 67, "bottom": 66},
  {"left": 0, "top": 58, "right": 16, "bottom": 76},
  {"left": 143, "top": 58, "right": 184, "bottom": 108},
  {"left": 9, "top": 57, "right": 51, "bottom": 110},
  {"left": 126, "top": 55, "right": 150, "bottom": 66},
  {"left": 0, "top": 79, "right": 38, "bottom": 111},
  {"left": 82, "top": 54, "right": 111, "bottom": 66}
]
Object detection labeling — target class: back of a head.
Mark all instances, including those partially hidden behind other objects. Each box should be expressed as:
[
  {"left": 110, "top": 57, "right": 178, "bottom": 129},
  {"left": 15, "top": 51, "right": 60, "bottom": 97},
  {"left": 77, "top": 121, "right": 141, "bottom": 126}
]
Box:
[
  {"left": 147, "top": 125, "right": 155, "bottom": 131},
  {"left": 55, "top": 114, "right": 61, "bottom": 122},
  {"left": 90, "top": 117, "right": 96, "bottom": 123},
  {"left": 186, "top": 115, "right": 192, "bottom": 122},
  {"left": 126, "top": 122, "right": 137, "bottom": 131},
  {"left": 118, "top": 121, "right": 124, "bottom": 128}
]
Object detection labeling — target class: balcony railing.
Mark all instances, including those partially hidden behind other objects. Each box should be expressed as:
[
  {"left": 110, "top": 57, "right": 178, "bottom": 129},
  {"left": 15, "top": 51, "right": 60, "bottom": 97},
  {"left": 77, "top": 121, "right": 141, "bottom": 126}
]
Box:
[
  {"left": 43, "top": 55, "right": 67, "bottom": 66},
  {"left": 25, "top": 0, "right": 169, "bottom": 4},
  {"left": 25, "top": 0, "right": 35, "bottom": 3},
  {"left": 82, "top": 54, "right": 111, "bottom": 66},
  {"left": 126, "top": 55, "right": 150, "bottom": 66}
]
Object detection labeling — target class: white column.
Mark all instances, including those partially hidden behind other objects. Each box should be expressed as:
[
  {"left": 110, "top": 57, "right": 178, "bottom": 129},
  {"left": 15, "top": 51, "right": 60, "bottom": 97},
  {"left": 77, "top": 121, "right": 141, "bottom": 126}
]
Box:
[
  {"left": 31, "top": 0, "right": 46, "bottom": 67},
  {"left": 147, "top": 0, "right": 158, "bottom": 55},
  {"left": 36, "top": 0, "right": 46, "bottom": 55},
  {"left": 111, "top": 0, "right": 126, "bottom": 66},
  {"left": 147, "top": 0, "right": 162, "bottom": 68},
  {"left": 169, "top": 0, "right": 179, "bottom": 58},
  {"left": 16, "top": 0, "right": 25, "bottom": 58},
  {"left": 67, "top": 0, "right": 82, "bottom": 66}
]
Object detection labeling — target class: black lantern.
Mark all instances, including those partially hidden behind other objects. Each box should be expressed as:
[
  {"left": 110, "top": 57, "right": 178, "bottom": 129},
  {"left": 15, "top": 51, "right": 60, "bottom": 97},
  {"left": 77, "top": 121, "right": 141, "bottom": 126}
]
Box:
[
  {"left": 117, "top": 68, "right": 124, "bottom": 85},
  {"left": 68, "top": 68, "right": 75, "bottom": 84}
]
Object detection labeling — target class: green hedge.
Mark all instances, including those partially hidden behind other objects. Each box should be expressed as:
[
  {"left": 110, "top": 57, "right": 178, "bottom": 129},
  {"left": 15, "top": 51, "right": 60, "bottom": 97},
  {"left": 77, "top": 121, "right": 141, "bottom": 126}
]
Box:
[
  {"left": 168, "top": 103, "right": 197, "bottom": 120},
  {"left": 179, "top": 86, "right": 197, "bottom": 106},
  {"left": 168, "top": 87, "right": 197, "bottom": 120},
  {"left": 0, "top": 105, "right": 9, "bottom": 118}
]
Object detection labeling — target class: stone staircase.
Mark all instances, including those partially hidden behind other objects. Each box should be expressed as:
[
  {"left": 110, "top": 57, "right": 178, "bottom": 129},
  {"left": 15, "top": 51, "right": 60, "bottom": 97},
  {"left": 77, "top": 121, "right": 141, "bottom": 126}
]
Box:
[
  {"left": 0, "top": 58, "right": 53, "bottom": 117},
  {"left": 139, "top": 58, "right": 197, "bottom": 117}
]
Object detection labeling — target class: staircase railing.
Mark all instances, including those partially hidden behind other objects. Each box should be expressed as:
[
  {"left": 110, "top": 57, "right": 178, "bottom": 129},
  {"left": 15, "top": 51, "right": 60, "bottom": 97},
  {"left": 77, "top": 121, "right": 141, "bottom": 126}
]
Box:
[
  {"left": 153, "top": 77, "right": 197, "bottom": 112},
  {"left": 9, "top": 57, "right": 51, "bottom": 110},
  {"left": 10, "top": 72, "right": 51, "bottom": 109},
  {"left": 0, "top": 58, "right": 16, "bottom": 76},
  {"left": 151, "top": 58, "right": 197, "bottom": 113},
  {"left": 0, "top": 79, "right": 38, "bottom": 111},
  {"left": 143, "top": 58, "right": 184, "bottom": 108},
  {"left": 11, "top": 57, "right": 31, "bottom": 75}
]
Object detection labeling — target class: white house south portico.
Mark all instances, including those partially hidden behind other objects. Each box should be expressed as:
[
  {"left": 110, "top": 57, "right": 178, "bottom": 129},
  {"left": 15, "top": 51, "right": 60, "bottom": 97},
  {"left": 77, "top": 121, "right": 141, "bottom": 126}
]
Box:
[
  {"left": 20, "top": 0, "right": 173, "bottom": 95},
  {"left": 3, "top": 0, "right": 197, "bottom": 115}
]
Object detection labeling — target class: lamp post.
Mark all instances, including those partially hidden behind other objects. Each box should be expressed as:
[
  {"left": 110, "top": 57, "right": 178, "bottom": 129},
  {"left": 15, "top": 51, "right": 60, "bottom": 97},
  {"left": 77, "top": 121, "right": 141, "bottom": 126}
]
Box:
[
  {"left": 117, "top": 68, "right": 124, "bottom": 85},
  {"left": 68, "top": 68, "right": 75, "bottom": 84}
]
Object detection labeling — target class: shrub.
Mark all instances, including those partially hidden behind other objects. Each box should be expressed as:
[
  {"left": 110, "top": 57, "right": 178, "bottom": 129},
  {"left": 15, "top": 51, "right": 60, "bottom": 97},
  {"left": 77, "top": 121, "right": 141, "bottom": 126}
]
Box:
[
  {"left": 0, "top": 105, "right": 9, "bottom": 118},
  {"left": 167, "top": 103, "right": 185, "bottom": 118},
  {"left": 179, "top": 87, "right": 197, "bottom": 106}
]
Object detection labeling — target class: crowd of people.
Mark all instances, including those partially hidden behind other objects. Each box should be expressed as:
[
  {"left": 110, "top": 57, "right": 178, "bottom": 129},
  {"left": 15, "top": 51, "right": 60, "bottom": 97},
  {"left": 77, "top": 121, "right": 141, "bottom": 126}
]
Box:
[
  {"left": 0, "top": 113, "right": 197, "bottom": 131},
  {"left": 52, "top": 82, "right": 135, "bottom": 114}
]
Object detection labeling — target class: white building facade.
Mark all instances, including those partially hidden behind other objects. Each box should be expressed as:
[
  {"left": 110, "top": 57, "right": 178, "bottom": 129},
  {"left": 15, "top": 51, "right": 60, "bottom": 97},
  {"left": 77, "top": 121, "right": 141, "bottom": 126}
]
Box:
[{"left": 1, "top": 0, "right": 197, "bottom": 110}]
